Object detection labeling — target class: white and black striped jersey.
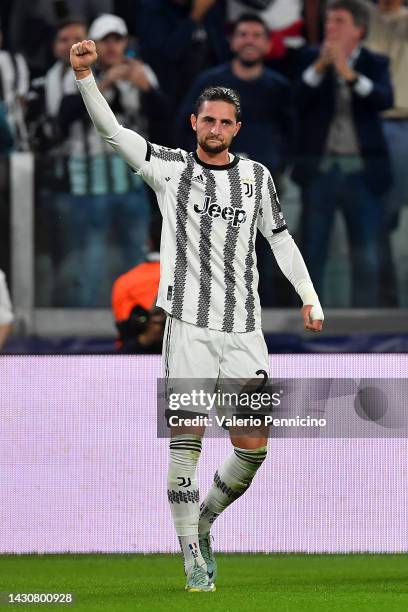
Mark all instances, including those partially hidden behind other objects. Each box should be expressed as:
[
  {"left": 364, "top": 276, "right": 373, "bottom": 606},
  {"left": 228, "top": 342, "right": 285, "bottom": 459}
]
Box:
[
  {"left": 76, "top": 73, "right": 323, "bottom": 331},
  {"left": 138, "top": 143, "right": 287, "bottom": 333}
]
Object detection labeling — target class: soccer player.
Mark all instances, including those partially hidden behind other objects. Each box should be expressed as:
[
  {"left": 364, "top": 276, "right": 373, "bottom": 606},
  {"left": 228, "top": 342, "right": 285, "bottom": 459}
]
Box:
[{"left": 70, "top": 39, "right": 324, "bottom": 592}]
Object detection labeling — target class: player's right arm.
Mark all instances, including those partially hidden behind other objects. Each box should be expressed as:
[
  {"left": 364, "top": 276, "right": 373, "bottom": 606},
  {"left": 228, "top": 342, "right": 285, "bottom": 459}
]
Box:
[{"left": 70, "top": 40, "right": 154, "bottom": 180}]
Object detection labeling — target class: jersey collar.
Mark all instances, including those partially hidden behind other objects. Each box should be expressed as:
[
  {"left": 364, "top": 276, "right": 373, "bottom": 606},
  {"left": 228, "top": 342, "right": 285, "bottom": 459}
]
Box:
[{"left": 192, "top": 151, "right": 240, "bottom": 171}]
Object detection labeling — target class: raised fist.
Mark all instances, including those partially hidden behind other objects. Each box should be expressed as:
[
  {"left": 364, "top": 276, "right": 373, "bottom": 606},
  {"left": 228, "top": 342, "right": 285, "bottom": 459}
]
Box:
[{"left": 70, "top": 39, "right": 98, "bottom": 72}]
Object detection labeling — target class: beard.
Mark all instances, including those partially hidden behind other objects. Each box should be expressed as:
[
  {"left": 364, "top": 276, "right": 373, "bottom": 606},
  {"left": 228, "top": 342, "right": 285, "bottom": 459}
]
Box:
[
  {"left": 199, "top": 136, "right": 230, "bottom": 155},
  {"left": 238, "top": 56, "right": 262, "bottom": 68},
  {"left": 235, "top": 46, "right": 263, "bottom": 68}
]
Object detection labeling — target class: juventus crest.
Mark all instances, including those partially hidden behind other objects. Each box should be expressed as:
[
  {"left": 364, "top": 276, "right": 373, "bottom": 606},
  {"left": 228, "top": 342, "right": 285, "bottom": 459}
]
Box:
[{"left": 242, "top": 180, "right": 254, "bottom": 198}]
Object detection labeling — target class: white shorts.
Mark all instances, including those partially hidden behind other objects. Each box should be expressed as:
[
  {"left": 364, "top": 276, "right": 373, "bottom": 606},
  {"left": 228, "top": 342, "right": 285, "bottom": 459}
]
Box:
[
  {"left": 162, "top": 315, "right": 269, "bottom": 380},
  {"left": 161, "top": 316, "right": 271, "bottom": 423},
  {"left": 163, "top": 316, "right": 269, "bottom": 416}
]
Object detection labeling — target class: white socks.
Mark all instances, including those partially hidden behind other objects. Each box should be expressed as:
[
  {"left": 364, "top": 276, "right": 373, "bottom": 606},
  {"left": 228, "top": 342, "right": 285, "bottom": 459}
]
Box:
[
  {"left": 198, "top": 446, "right": 268, "bottom": 535},
  {"left": 167, "top": 435, "right": 206, "bottom": 572},
  {"left": 167, "top": 439, "right": 268, "bottom": 571}
]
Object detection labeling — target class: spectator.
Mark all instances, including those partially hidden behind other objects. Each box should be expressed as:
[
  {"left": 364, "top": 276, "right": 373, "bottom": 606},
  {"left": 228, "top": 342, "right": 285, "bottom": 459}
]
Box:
[
  {"left": 0, "top": 268, "right": 13, "bottom": 351},
  {"left": 27, "top": 18, "right": 88, "bottom": 152},
  {"left": 363, "top": 0, "right": 408, "bottom": 305},
  {"left": 5, "top": 0, "right": 113, "bottom": 78},
  {"left": 177, "top": 13, "right": 294, "bottom": 305},
  {"left": 292, "top": 0, "right": 393, "bottom": 307},
  {"left": 56, "top": 14, "right": 168, "bottom": 307},
  {"left": 27, "top": 17, "right": 88, "bottom": 306},
  {"left": 138, "top": 0, "right": 229, "bottom": 112},
  {"left": 178, "top": 14, "right": 292, "bottom": 172},
  {"left": 0, "top": 102, "right": 13, "bottom": 153},
  {"left": 226, "top": 0, "right": 321, "bottom": 76},
  {"left": 0, "top": 20, "right": 29, "bottom": 150},
  {"left": 0, "top": 158, "right": 10, "bottom": 281},
  {"left": 112, "top": 223, "right": 163, "bottom": 353}
]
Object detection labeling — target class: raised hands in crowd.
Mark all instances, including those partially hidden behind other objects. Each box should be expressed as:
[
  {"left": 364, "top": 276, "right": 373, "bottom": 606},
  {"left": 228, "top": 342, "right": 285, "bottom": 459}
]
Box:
[{"left": 99, "top": 58, "right": 153, "bottom": 92}]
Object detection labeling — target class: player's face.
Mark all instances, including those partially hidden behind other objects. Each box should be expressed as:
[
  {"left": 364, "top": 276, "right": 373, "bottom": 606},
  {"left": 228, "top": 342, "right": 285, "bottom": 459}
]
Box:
[
  {"left": 96, "top": 34, "right": 127, "bottom": 67},
  {"left": 231, "top": 22, "right": 270, "bottom": 66},
  {"left": 191, "top": 101, "right": 241, "bottom": 154},
  {"left": 54, "top": 24, "right": 87, "bottom": 64},
  {"left": 324, "top": 9, "right": 364, "bottom": 46}
]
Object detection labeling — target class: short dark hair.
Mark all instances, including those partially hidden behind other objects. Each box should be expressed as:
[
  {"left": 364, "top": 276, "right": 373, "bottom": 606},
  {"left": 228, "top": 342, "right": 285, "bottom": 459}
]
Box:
[
  {"left": 194, "top": 87, "right": 242, "bottom": 122},
  {"left": 231, "top": 13, "right": 269, "bottom": 37},
  {"left": 326, "top": 0, "right": 369, "bottom": 33}
]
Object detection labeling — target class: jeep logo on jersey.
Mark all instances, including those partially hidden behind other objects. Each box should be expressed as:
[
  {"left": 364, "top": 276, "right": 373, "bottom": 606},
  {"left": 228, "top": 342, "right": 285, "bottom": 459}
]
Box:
[{"left": 193, "top": 196, "right": 247, "bottom": 227}]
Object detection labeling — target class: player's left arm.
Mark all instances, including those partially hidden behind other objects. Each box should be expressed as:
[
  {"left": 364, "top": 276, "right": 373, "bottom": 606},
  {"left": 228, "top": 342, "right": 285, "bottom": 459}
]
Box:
[
  {"left": 257, "top": 172, "right": 324, "bottom": 332},
  {"left": 268, "top": 230, "right": 324, "bottom": 332}
]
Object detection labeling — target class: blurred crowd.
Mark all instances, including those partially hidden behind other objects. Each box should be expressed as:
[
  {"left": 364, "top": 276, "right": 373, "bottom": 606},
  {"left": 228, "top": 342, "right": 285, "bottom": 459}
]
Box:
[{"left": 0, "top": 0, "right": 407, "bottom": 344}]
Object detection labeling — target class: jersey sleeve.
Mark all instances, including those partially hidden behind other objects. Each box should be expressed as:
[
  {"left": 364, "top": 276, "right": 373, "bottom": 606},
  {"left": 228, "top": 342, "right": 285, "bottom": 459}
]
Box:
[
  {"left": 137, "top": 142, "right": 187, "bottom": 193},
  {"left": 76, "top": 73, "right": 148, "bottom": 169},
  {"left": 76, "top": 73, "right": 187, "bottom": 194},
  {"left": 257, "top": 169, "right": 287, "bottom": 240}
]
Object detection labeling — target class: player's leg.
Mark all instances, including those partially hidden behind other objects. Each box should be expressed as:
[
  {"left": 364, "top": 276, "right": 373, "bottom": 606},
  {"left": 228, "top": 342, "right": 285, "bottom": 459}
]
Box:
[
  {"left": 168, "top": 425, "right": 206, "bottom": 573},
  {"left": 198, "top": 428, "right": 268, "bottom": 582},
  {"left": 198, "top": 329, "right": 270, "bottom": 580},
  {"left": 169, "top": 425, "right": 218, "bottom": 591},
  {"left": 163, "top": 316, "right": 220, "bottom": 591}
]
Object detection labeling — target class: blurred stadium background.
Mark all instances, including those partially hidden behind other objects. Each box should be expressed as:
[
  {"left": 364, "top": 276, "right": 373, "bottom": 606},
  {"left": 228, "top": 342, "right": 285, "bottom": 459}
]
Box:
[{"left": 2, "top": 153, "right": 408, "bottom": 353}]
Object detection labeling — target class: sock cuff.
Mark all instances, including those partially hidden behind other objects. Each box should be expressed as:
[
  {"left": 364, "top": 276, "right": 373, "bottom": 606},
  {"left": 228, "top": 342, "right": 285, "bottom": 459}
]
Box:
[
  {"left": 234, "top": 445, "right": 267, "bottom": 465},
  {"left": 171, "top": 434, "right": 203, "bottom": 442},
  {"left": 170, "top": 435, "right": 202, "bottom": 453},
  {"left": 170, "top": 435, "right": 202, "bottom": 465}
]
